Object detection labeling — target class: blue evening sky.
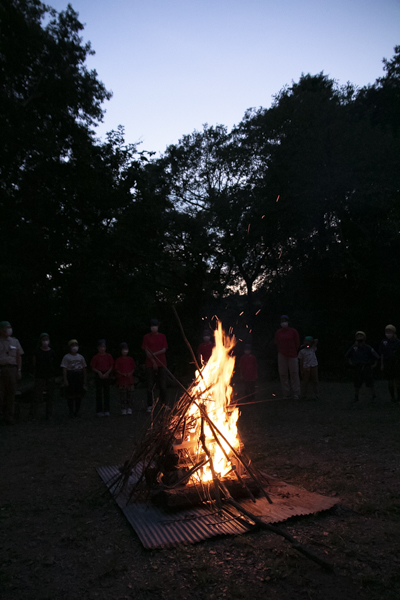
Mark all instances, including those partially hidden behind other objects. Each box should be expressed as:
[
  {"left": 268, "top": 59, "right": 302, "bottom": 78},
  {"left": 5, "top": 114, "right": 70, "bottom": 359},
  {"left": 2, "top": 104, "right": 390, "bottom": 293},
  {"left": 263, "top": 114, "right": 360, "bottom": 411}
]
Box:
[{"left": 49, "top": 0, "right": 399, "bottom": 155}]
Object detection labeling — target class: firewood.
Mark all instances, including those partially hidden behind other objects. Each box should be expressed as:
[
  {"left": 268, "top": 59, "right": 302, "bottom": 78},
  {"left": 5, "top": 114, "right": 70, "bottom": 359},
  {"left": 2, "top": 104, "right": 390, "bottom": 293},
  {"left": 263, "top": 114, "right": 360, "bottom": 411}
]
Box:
[{"left": 151, "top": 476, "right": 261, "bottom": 509}]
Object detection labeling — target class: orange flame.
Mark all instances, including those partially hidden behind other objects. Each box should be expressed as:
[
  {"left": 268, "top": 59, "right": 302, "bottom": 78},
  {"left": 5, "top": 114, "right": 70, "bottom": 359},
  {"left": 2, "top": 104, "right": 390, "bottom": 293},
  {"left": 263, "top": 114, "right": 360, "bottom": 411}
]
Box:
[{"left": 186, "top": 322, "right": 239, "bottom": 483}]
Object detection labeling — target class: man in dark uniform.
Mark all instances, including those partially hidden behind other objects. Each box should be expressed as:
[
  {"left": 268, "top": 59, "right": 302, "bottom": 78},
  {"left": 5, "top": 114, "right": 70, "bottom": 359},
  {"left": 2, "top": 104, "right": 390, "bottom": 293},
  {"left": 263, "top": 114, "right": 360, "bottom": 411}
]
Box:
[
  {"left": 0, "top": 321, "right": 24, "bottom": 424},
  {"left": 345, "top": 331, "right": 379, "bottom": 403}
]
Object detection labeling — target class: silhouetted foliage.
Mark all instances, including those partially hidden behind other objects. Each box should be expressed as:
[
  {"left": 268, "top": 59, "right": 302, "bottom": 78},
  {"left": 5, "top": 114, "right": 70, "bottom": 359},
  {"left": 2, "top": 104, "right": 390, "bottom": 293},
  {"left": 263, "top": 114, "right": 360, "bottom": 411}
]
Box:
[{"left": 0, "top": 1, "right": 399, "bottom": 370}]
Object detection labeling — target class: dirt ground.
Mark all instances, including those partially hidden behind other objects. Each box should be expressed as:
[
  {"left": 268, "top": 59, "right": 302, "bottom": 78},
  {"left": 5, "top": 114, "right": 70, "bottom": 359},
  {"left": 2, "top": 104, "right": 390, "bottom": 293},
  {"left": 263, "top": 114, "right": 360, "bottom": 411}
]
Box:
[{"left": 1, "top": 379, "right": 400, "bottom": 600}]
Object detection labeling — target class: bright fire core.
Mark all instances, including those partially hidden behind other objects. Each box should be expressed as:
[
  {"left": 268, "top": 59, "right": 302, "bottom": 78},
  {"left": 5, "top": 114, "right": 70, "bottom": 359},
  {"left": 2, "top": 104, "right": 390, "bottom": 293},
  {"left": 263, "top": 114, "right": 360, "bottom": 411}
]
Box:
[{"left": 186, "top": 322, "right": 239, "bottom": 483}]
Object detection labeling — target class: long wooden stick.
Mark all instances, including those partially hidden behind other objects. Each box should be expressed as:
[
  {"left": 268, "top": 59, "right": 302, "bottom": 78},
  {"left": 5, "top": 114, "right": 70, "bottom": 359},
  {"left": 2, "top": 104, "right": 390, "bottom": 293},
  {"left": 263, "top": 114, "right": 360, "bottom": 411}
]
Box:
[
  {"left": 200, "top": 417, "right": 222, "bottom": 512},
  {"left": 197, "top": 403, "right": 273, "bottom": 504},
  {"left": 218, "top": 481, "right": 334, "bottom": 572},
  {"left": 206, "top": 418, "right": 256, "bottom": 502},
  {"left": 171, "top": 305, "right": 203, "bottom": 374}
]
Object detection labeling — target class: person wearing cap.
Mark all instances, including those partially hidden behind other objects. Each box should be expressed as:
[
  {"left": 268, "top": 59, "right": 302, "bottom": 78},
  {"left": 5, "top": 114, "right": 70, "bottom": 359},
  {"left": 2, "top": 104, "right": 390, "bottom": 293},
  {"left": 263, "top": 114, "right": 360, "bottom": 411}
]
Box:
[
  {"left": 0, "top": 321, "right": 24, "bottom": 424},
  {"left": 238, "top": 344, "right": 258, "bottom": 402},
  {"left": 379, "top": 324, "right": 400, "bottom": 403},
  {"left": 197, "top": 329, "right": 215, "bottom": 365},
  {"left": 274, "top": 315, "right": 301, "bottom": 399},
  {"left": 114, "top": 343, "right": 136, "bottom": 415},
  {"left": 298, "top": 336, "right": 319, "bottom": 400},
  {"left": 30, "top": 333, "right": 56, "bottom": 420},
  {"left": 142, "top": 319, "right": 168, "bottom": 412},
  {"left": 90, "top": 340, "right": 114, "bottom": 417},
  {"left": 345, "top": 331, "right": 379, "bottom": 403},
  {"left": 60, "top": 340, "right": 87, "bottom": 418}
]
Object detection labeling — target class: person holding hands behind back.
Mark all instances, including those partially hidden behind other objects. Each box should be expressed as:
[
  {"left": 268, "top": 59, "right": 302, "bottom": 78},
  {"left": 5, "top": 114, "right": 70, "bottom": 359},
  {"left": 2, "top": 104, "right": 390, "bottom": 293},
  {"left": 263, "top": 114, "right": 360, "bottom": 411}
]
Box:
[
  {"left": 114, "top": 342, "right": 135, "bottom": 415},
  {"left": 274, "top": 315, "right": 301, "bottom": 400},
  {"left": 142, "top": 319, "right": 168, "bottom": 412},
  {"left": 298, "top": 336, "right": 319, "bottom": 400},
  {"left": 61, "top": 339, "right": 87, "bottom": 418},
  {"left": 90, "top": 339, "right": 114, "bottom": 417}
]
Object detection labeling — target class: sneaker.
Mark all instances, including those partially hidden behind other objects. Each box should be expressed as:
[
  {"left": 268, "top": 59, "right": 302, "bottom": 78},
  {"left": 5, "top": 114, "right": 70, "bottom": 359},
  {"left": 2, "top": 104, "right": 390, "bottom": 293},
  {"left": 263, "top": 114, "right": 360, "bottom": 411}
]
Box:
[
  {"left": 104, "top": 412, "right": 110, "bottom": 417},
  {"left": 97, "top": 412, "right": 104, "bottom": 417},
  {"left": 121, "top": 409, "right": 127, "bottom": 415},
  {"left": 127, "top": 408, "right": 132, "bottom": 415},
  {"left": 147, "top": 406, "right": 152, "bottom": 413}
]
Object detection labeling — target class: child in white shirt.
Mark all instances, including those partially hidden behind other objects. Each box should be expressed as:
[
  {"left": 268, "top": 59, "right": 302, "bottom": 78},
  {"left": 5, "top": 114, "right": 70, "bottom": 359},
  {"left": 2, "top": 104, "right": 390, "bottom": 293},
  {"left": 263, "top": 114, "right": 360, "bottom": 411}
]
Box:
[{"left": 298, "top": 336, "right": 319, "bottom": 399}]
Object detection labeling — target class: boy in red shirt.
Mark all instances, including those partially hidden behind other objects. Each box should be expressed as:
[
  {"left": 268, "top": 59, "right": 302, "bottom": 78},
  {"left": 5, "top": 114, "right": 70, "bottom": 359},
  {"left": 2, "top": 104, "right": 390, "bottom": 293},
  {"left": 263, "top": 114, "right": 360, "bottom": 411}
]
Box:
[
  {"left": 274, "top": 315, "right": 300, "bottom": 399},
  {"left": 238, "top": 344, "right": 258, "bottom": 402},
  {"left": 197, "top": 329, "right": 215, "bottom": 365},
  {"left": 114, "top": 342, "right": 135, "bottom": 415},
  {"left": 90, "top": 339, "right": 114, "bottom": 416},
  {"left": 142, "top": 319, "right": 168, "bottom": 412}
]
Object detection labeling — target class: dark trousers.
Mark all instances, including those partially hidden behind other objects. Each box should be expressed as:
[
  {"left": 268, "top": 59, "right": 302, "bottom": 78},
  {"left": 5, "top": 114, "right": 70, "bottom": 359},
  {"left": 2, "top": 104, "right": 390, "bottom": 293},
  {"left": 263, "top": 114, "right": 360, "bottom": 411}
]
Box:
[
  {"left": 119, "top": 385, "right": 134, "bottom": 410},
  {"left": 353, "top": 364, "right": 374, "bottom": 390},
  {"left": 66, "top": 370, "right": 84, "bottom": 417},
  {"left": 31, "top": 377, "right": 55, "bottom": 418},
  {"left": 95, "top": 376, "right": 111, "bottom": 413},
  {"left": 0, "top": 365, "right": 17, "bottom": 421},
  {"left": 146, "top": 367, "right": 167, "bottom": 407},
  {"left": 243, "top": 381, "right": 256, "bottom": 402},
  {"left": 383, "top": 362, "right": 399, "bottom": 402}
]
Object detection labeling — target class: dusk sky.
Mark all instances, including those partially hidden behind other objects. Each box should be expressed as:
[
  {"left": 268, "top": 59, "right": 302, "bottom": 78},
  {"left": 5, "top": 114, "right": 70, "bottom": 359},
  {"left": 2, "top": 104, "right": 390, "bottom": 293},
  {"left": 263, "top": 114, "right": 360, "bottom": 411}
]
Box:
[{"left": 49, "top": 0, "right": 399, "bottom": 155}]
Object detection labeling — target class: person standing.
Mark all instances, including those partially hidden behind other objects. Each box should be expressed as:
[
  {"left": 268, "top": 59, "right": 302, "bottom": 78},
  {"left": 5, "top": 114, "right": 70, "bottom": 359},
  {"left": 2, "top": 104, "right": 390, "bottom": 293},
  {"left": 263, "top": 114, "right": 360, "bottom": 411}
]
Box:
[
  {"left": 298, "top": 336, "right": 319, "bottom": 400},
  {"left": 274, "top": 315, "right": 300, "bottom": 399},
  {"left": 90, "top": 339, "right": 114, "bottom": 417},
  {"left": 197, "top": 329, "right": 215, "bottom": 366},
  {"left": 379, "top": 324, "right": 400, "bottom": 403},
  {"left": 61, "top": 340, "right": 87, "bottom": 418},
  {"left": 142, "top": 319, "right": 168, "bottom": 412},
  {"left": 114, "top": 343, "right": 136, "bottom": 415},
  {"left": 0, "top": 321, "right": 24, "bottom": 425},
  {"left": 30, "top": 333, "right": 56, "bottom": 420},
  {"left": 238, "top": 344, "right": 258, "bottom": 402},
  {"left": 345, "top": 331, "right": 379, "bottom": 403}
]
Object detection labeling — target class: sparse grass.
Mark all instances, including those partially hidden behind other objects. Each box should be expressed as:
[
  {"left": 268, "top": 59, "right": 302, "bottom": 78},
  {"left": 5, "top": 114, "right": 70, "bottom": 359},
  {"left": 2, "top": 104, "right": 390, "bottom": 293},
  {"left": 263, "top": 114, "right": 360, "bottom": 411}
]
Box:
[{"left": 1, "top": 382, "right": 400, "bottom": 600}]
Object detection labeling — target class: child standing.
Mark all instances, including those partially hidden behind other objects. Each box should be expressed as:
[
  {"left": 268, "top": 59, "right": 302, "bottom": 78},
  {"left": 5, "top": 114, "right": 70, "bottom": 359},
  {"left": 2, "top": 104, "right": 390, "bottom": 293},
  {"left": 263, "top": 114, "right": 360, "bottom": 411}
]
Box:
[
  {"left": 90, "top": 339, "right": 114, "bottom": 417},
  {"left": 197, "top": 329, "right": 215, "bottom": 365},
  {"left": 298, "top": 336, "right": 319, "bottom": 400},
  {"left": 379, "top": 324, "right": 400, "bottom": 403},
  {"left": 114, "top": 343, "right": 136, "bottom": 415},
  {"left": 238, "top": 344, "right": 258, "bottom": 402},
  {"left": 30, "top": 333, "right": 56, "bottom": 420},
  {"left": 345, "top": 331, "right": 379, "bottom": 403},
  {"left": 61, "top": 340, "right": 87, "bottom": 418}
]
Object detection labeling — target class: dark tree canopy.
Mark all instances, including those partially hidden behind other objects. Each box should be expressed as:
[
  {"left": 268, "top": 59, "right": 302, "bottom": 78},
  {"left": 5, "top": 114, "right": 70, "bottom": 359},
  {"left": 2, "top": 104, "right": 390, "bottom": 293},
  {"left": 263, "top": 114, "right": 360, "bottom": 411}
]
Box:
[{"left": 0, "top": 1, "right": 399, "bottom": 370}]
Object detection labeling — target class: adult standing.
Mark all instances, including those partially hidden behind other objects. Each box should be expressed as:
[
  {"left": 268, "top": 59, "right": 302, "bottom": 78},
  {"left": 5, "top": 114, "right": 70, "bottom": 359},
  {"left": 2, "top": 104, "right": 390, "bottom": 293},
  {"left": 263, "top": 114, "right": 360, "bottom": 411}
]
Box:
[
  {"left": 31, "top": 333, "right": 56, "bottom": 420},
  {"left": 0, "top": 321, "right": 24, "bottom": 424},
  {"left": 274, "top": 315, "right": 300, "bottom": 399},
  {"left": 142, "top": 319, "right": 168, "bottom": 412},
  {"left": 379, "top": 324, "right": 400, "bottom": 403}
]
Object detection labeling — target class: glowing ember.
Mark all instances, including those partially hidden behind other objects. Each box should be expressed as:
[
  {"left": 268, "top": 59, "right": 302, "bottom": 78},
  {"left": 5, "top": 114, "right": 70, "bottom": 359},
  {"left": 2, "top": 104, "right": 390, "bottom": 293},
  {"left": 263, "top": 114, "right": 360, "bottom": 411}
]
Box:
[{"left": 185, "top": 322, "right": 239, "bottom": 483}]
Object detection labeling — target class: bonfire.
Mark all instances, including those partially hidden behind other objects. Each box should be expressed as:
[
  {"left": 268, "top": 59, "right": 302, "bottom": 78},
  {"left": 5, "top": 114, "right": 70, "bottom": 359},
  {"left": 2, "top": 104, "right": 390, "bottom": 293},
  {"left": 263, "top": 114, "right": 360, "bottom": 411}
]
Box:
[
  {"left": 112, "top": 315, "right": 333, "bottom": 571},
  {"left": 117, "top": 320, "right": 272, "bottom": 510}
]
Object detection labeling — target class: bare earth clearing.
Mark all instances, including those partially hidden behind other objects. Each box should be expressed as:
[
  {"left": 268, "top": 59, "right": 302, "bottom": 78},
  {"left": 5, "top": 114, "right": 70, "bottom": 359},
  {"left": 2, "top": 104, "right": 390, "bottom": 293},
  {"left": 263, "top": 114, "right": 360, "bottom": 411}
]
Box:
[{"left": 1, "top": 380, "right": 399, "bottom": 600}]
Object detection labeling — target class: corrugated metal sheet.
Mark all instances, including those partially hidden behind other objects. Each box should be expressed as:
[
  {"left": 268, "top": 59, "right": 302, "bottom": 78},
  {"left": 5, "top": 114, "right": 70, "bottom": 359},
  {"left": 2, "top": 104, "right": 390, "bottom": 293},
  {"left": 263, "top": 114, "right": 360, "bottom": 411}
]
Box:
[{"left": 97, "top": 465, "right": 337, "bottom": 550}]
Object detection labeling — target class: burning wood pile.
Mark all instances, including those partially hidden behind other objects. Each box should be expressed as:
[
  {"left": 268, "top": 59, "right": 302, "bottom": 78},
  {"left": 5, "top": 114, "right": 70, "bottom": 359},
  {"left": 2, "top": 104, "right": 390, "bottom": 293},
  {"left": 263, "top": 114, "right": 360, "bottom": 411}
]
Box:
[
  {"left": 117, "top": 322, "right": 272, "bottom": 511},
  {"left": 111, "top": 317, "right": 333, "bottom": 571}
]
